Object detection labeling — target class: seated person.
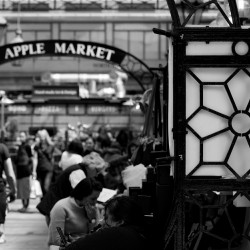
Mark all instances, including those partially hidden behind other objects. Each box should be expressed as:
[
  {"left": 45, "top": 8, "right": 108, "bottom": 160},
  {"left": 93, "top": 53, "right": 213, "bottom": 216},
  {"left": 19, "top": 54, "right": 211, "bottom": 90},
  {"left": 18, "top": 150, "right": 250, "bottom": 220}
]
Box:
[
  {"left": 62, "top": 196, "right": 150, "bottom": 250},
  {"left": 48, "top": 177, "right": 103, "bottom": 248}
]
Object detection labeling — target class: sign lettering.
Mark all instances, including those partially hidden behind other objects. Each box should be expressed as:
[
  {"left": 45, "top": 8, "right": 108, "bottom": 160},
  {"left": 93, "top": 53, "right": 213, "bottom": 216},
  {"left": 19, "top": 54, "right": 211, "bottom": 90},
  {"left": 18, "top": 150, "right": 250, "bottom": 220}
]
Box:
[
  {"left": 68, "top": 105, "right": 85, "bottom": 115},
  {"left": 87, "top": 106, "right": 119, "bottom": 114},
  {"left": 1, "top": 40, "right": 125, "bottom": 64},
  {"left": 34, "top": 105, "right": 66, "bottom": 114},
  {"left": 6, "top": 105, "right": 31, "bottom": 114},
  {"left": 54, "top": 42, "right": 115, "bottom": 61},
  {"left": 5, "top": 43, "right": 45, "bottom": 59}
]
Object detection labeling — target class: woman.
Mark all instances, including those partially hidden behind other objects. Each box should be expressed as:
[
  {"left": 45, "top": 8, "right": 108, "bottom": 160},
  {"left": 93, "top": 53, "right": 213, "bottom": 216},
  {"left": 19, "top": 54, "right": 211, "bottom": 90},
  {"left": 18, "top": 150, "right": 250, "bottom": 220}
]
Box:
[
  {"left": 16, "top": 131, "right": 33, "bottom": 212},
  {"left": 48, "top": 177, "right": 103, "bottom": 248},
  {"left": 59, "top": 139, "right": 84, "bottom": 171},
  {"left": 33, "top": 129, "right": 55, "bottom": 195},
  {"left": 63, "top": 196, "right": 150, "bottom": 250}
]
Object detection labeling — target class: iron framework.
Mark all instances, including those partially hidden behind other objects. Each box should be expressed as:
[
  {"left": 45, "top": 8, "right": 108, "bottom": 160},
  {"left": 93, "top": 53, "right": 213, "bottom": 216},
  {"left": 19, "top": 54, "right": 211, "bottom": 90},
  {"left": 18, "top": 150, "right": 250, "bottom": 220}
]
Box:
[{"left": 154, "top": 0, "right": 250, "bottom": 249}]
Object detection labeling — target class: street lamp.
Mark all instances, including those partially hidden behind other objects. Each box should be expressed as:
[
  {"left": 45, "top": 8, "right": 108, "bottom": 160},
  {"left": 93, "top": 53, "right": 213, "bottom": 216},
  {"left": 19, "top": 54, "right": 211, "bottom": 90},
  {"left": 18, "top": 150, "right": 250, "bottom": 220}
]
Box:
[
  {"left": 11, "top": 0, "right": 24, "bottom": 67},
  {"left": 0, "top": 91, "right": 14, "bottom": 142}
]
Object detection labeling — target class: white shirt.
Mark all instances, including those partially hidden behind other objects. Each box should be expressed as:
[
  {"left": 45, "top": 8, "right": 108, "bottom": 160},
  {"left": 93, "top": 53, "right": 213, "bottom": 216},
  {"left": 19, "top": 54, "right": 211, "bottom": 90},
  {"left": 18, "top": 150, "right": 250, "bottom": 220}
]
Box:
[{"left": 58, "top": 151, "right": 83, "bottom": 171}]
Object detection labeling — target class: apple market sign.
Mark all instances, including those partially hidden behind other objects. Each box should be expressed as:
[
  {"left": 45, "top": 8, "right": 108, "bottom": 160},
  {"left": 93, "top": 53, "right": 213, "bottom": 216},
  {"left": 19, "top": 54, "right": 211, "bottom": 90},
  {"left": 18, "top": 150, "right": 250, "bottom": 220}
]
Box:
[
  {"left": 0, "top": 40, "right": 155, "bottom": 90},
  {"left": 1, "top": 40, "right": 125, "bottom": 64}
]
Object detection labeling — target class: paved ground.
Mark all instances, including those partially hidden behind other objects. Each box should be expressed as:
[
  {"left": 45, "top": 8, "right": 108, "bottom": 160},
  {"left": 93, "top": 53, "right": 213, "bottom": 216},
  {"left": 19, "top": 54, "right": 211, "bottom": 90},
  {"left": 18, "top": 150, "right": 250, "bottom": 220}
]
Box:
[{"left": 1, "top": 198, "right": 49, "bottom": 250}]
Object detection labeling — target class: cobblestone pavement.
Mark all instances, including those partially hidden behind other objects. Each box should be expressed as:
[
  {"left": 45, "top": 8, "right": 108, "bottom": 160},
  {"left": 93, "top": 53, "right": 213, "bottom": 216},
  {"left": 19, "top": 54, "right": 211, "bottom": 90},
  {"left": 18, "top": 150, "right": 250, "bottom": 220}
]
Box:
[{"left": 1, "top": 198, "right": 49, "bottom": 250}]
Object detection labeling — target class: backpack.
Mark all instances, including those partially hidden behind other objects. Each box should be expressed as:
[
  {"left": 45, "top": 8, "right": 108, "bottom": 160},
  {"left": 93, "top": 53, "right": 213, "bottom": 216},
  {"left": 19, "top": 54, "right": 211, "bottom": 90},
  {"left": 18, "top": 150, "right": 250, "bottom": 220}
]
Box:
[{"left": 17, "top": 145, "right": 30, "bottom": 167}]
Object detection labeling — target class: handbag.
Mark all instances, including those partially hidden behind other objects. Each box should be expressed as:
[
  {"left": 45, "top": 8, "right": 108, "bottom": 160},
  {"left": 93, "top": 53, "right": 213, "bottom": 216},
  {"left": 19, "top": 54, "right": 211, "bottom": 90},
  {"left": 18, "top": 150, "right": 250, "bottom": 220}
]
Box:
[{"left": 30, "top": 178, "right": 43, "bottom": 199}]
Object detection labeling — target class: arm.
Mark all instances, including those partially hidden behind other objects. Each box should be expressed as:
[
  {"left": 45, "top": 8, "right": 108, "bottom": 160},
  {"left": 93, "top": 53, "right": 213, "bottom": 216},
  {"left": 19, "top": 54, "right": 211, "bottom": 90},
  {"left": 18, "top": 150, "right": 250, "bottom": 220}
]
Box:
[
  {"left": 58, "top": 151, "right": 67, "bottom": 170},
  {"left": 4, "top": 157, "right": 17, "bottom": 200},
  {"left": 49, "top": 203, "right": 67, "bottom": 246},
  {"left": 32, "top": 149, "right": 38, "bottom": 178},
  {"left": 64, "top": 228, "right": 111, "bottom": 250}
]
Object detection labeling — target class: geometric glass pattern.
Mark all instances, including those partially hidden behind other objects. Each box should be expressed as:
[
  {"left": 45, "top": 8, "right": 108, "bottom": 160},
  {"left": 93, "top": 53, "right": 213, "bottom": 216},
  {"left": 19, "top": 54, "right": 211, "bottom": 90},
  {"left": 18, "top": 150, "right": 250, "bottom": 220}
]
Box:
[{"left": 186, "top": 68, "right": 250, "bottom": 178}]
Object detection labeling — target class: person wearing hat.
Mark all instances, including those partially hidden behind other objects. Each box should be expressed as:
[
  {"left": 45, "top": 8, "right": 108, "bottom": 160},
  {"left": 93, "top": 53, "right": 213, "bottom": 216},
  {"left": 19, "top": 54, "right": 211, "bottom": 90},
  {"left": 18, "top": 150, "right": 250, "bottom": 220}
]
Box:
[{"left": 48, "top": 177, "right": 103, "bottom": 248}]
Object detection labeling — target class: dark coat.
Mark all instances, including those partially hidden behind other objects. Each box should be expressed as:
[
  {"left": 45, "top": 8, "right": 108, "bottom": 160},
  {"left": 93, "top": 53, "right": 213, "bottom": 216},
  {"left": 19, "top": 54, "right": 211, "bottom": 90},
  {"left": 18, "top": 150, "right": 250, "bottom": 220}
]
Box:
[
  {"left": 65, "top": 225, "right": 150, "bottom": 250},
  {"left": 36, "top": 163, "right": 87, "bottom": 216}
]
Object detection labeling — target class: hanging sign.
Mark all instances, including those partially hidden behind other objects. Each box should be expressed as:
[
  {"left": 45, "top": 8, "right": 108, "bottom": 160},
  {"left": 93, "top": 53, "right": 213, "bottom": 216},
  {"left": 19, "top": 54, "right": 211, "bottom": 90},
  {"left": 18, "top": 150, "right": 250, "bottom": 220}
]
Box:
[
  {"left": 33, "top": 85, "right": 79, "bottom": 97},
  {"left": 34, "top": 105, "right": 66, "bottom": 114},
  {"left": 87, "top": 105, "right": 119, "bottom": 114},
  {"left": 68, "top": 104, "right": 85, "bottom": 115},
  {"left": 5, "top": 105, "right": 32, "bottom": 114},
  {"left": 0, "top": 40, "right": 126, "bottom": 65}
]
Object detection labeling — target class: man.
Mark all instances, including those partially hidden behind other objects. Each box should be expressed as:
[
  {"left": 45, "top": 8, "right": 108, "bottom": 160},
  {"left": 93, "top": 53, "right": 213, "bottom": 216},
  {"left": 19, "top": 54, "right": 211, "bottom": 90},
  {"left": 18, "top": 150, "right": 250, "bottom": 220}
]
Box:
[
  {"left": 15, "top": 131, "right": 33, "bottom": 212},
  {"left": 0, "top": 142, "right": 16, "bottom": 243}
]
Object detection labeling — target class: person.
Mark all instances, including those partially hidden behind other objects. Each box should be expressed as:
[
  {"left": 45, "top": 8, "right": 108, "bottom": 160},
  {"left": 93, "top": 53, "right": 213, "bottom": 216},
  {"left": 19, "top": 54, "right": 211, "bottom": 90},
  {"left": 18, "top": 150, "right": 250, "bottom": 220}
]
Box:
[
  {"left": 36, "top": 151, "right": 106, "bottom": 225},
  {"left": 15, "top": 131, "right": 34, "bottom": 212},
  {"left": 59, "top": 139, "right": 84, "bottom": 171},
  {"left": 0, "top": 143, "right": 17, "bottom": 244},
  {"left": 127, "top": 140, "right": 139, "bottom": 160},
  {"left": 103, "top": 154, "right": 129, "bottom": 192},
  {"left": 48, "top": 177, "right": 103, "bottom": 248},
  {"left": 33, "top": 129, "right": 55, "bottom": 196},
  {"left": 63, "top": 196, "right": 150, "bottom": 250},
  {"left": 83, "top": 137, "right": 95, "bottom": 156}
]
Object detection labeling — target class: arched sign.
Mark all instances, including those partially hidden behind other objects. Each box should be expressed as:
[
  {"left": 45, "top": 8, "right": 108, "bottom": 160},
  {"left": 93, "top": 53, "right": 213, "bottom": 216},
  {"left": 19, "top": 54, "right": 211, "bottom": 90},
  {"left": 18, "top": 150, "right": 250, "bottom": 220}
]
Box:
[{"left": 0, "top": 40, "right": 155, "bottom": 90}]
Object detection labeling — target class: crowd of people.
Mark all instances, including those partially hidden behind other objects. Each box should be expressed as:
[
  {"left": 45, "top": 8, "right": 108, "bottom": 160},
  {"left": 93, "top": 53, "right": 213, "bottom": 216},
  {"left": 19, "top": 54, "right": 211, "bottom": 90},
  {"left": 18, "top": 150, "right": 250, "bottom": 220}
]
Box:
[{"left": 0, "top": 124, "right": 153, "bottom": 249}]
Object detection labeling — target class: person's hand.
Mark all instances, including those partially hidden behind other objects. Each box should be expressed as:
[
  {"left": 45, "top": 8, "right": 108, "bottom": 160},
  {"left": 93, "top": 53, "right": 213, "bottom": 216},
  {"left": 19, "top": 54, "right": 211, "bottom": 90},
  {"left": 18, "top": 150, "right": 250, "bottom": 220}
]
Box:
[
  {"left": 32, "top": 172, "right": 37, "bottom": 179},
  {"left": 84, "top": 203, "right": 97, "bottom": 223},
  {"left": 59, "top": 241, "right": 70, "bottom": 250},
  {"left": 8, "top": 192, "right": 16, "bottom": 203}
]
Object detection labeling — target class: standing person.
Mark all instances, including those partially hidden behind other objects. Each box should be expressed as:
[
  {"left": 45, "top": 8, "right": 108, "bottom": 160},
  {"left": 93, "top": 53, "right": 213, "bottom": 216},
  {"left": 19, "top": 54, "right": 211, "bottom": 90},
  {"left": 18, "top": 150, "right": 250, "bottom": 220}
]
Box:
[
  {"left": 33, "top": 129, "right": 55, "bottom": 196},
  {"left": 0, "top": 143, "right": 16, "bottom": 244},
  {"left": 83, "top": 137, "right": 95, "bottom": 156},
  {"left": 15, "top": 131, "right": 34, "bottom": 212}
]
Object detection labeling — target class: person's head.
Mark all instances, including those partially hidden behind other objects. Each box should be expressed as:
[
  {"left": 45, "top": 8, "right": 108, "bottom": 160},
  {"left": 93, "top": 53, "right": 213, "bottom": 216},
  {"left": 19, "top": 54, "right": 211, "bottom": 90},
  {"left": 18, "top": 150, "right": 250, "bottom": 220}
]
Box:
[
  {"left": 96, "top": 134, "right": 111, "bottom": 149},
  {"left": 36, "top": 129, "right": 53, "bottom": 145},
  {"left": 82, "top": 152, "right": 107, "bottom": 177},
  {"left": 127, "top": 141, "right": 139, "bottom": 159},
  {"left": 67, "top": 139, "right": 84, "bottom": 156},
  {"left": 104, "top": 196, "right": 144, "bottom": 228},
  {"left": 85, "top": 137, "right": 95, "bottom": 152},
  {"left": 26, "top": 135, "right": 35, "bottom": 146},
  {"left": 71, "top": 177, "right": 103, "bottom": 207},
  {"left": 107, "top": 154, "right": 129, "bottom": 173},
  {"left": 19, "top": 131, "right": 27, "bottom": 143}
]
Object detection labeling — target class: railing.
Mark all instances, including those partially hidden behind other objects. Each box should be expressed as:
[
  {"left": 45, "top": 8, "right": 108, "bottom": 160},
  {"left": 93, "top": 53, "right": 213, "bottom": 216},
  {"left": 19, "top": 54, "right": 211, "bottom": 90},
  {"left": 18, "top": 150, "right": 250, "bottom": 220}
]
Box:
[{"left": 0, "top": 0, "right": 216, "bottom": 11}]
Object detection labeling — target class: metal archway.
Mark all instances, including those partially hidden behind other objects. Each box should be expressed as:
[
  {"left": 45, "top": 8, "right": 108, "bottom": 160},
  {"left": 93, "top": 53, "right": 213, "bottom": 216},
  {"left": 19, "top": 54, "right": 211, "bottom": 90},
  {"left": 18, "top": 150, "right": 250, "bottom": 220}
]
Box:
[{"left": 0, "top": 39, "right": 155, "bottom": 91}]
